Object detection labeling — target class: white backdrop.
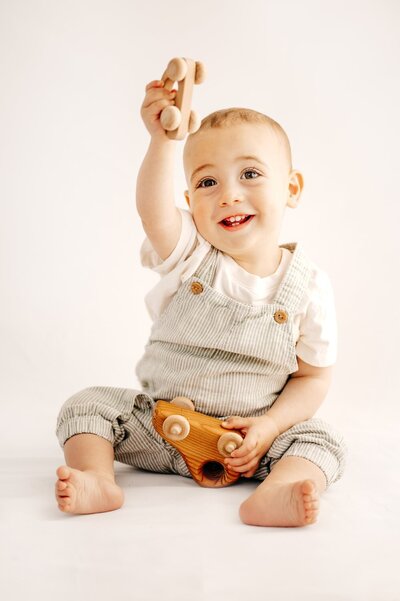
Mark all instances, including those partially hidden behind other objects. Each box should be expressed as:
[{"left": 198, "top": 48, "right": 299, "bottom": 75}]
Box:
[{"left": 1, "top": 0, "right": 399, "bottom": 459}]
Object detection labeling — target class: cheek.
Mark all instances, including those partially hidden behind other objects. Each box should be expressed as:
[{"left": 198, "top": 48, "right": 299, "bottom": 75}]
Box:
[
  {"left": 192, "top": 202, "right": 212, "bottom": 225},
  {"left": 261, "top": 185, "right": 287, "bottom": 213},
  {"left": 191, "top": 204, "right": 217, "bottom": 241}
]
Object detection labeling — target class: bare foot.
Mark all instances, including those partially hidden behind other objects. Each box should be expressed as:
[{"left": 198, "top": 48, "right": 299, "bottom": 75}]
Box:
[
  {"left": 240, "top": 479, "right": 320, "bottom": 527},
  {"left": 55, "top": 465, "right": 124, "bottom": 515}
]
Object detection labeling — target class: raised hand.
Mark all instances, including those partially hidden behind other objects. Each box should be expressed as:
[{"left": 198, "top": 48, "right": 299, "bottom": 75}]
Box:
[{"left": 140, "top": 80, "right": 177, "bottom": 139}]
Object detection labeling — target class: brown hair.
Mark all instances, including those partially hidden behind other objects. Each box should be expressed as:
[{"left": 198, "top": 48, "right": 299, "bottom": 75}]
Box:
[{"left": 185, "top": 107, "right": 292, "bottom": 170}]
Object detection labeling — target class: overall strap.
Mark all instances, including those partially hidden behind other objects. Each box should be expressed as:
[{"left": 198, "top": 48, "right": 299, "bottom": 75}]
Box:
[
  {"left": 193, "top": 245, "right": 219, "bottom": 286},
  {"left": 192, "top": 242, "right": 312, "bottom": 314},
  {"left": 274, "top": 242, "right": 313, "bottom": 313}
]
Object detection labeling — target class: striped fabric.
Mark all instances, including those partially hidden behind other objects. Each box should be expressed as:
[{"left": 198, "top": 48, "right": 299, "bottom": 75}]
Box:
[
  {"left": 56, "top": 242, "right": 347, "bottom": 487},
  {"left": 135, "top": 242, "right": 312, "bottom": 418}
]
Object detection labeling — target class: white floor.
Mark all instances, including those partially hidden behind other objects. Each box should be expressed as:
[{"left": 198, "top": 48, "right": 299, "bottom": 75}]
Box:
[{"left": 1, "top": 427, "right": 399, "bottom": 601}]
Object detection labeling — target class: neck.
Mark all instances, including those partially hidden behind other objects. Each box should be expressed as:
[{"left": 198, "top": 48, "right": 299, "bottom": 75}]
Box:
[{"left": 229, "top": 244, "right": 283, "bottom": 277}]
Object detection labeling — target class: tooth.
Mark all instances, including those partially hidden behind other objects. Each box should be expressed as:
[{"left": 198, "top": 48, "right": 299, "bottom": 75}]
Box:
[{"left": 223, "top": 214, "right": 250, "bottom": 225}]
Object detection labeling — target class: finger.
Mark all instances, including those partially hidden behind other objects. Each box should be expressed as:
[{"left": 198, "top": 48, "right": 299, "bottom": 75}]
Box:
[
  {"left": 243, "top": 468, "right": 258, "bottom": 478},
  {"left": 231, "top": 443, "right": 255, "bottom": 458},
  {"left": 227, "top": 457, "right": 259, "bottom": 474},
  {"left": 141, "top": 88, "right": 176, "bottom": 110},
  {"left": 225, "top": 446, "right": 258, "bottom": 467},
  {"left": 145, "top": 80, "right": 165, "bottom": 91},
  {"left": 141, "top": 97, "right": 176, "bottom": 118},
  {"left": 227, "top": 439, "right": 258, "bottom": 463},
  {"left": 230, "top": 438, "right": 257, "bottom": 459},
  {"left": 221, "top": 416, "right": 249, "bottom": 429}
]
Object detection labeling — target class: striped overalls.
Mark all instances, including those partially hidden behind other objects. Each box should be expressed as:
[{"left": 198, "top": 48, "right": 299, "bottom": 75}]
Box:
[{"left": 56, "top": 242, "right": 347, "bottom": 486}]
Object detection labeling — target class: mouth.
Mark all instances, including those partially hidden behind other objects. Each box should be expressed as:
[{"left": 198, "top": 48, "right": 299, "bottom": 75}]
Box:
[{"left": 218, "top": 214, "right": 255, "bottom": 231}]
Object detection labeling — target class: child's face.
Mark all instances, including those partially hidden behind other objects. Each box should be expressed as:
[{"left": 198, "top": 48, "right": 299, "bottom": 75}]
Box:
[{"left": 183, "top": 123, "right": 303, "bottom": 263}]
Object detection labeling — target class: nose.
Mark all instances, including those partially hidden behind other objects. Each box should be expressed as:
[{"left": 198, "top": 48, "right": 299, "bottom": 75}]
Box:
[
  {"left": 218, "top": 179, "right": 244, "bottom": 207},
  {"left": 219, "top": 198, "right": 242, "bottom": 207},
  {"left": 219, "top": 192, "right": 243, "bottom": 207}
]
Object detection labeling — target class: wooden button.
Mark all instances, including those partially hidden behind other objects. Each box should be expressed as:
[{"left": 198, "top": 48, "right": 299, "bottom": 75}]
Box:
[
  {"left": 273, "top": 310, "right": 288, "bottom": 324},
  {"left": 190, "top": 281, "right": 203, "bottom": 295}
]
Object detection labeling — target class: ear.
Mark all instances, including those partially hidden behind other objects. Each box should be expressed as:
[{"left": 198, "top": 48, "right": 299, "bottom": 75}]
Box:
[
  {"left": 287, "top": 170, "right": 304, "bottom": 209},
  {"left": 184, "top": 190, "right": 191, "bottom": 208}
]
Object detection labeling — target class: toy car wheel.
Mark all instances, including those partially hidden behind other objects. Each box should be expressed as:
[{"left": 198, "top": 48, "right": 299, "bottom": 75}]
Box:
[
  {"left": 188, "top": 110, "right": 201, "bottom": 134},
  {"left": 217, "top": 432, "right": 243, "bottom": 457},
  {"left": 171, "top": 396, "right": 195, "bottom": 410},
  {"left": 160, "top": 105, "right": 182, "bottom": 131},
  {"left": 162, "top": 414, "right": 190, "bottom": 441},
  {"left": 165, "top": 57, "right": 187, "bottom": 82},
  {"left": 194, "top": 61, "right": 206, "bottom": 84}
]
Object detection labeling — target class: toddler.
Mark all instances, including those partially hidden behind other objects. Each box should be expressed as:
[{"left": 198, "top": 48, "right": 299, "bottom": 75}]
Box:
[{"left": 54, "top": 78, "right": 347, "bottom": 527}]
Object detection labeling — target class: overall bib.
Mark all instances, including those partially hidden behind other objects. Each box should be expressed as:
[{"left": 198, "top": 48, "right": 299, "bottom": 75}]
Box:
[{"left": 56, "top": 243, "right": 347, "bottom": 487}]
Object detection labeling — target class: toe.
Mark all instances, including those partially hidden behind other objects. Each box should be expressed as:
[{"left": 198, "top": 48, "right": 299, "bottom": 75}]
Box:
[
  {"left": 58, "top": 498, "right": 69, "bottom": 509},
  {"left": 304, "top": 503, "right": 319, "bottom": 525},
  {"left": 299, "top": 481, "right": 320, "bottom": 526},
  {"left": 301, "top": 479, "right": 317, "bottom": 497},
  {"left": 57, "top": 492, "right": 70, "bottom": 500},
  {"left": 57, "top": 465, "right": 70, "bottom": 481},
  {"left": 305, "top": 513, "right": 318, "bottom": 524},
  {"left": 55, "top": 489, "right": 68, "bottom": 503},
  {"left": 57, "top": 480, "right": 68, "bottom": 491}
]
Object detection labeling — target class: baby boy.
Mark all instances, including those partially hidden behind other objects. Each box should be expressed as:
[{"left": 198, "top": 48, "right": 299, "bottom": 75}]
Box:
[{"left": 54, "top": 78, "right": 347, "bottom": 527}]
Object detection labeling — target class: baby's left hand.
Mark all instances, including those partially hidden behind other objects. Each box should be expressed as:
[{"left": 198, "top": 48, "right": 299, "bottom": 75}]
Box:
[{"left": 221, "top": 415, "right": 280, "bottom": 478}]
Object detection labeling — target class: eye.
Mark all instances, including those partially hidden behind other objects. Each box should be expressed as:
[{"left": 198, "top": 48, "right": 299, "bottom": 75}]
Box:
[
  {"left": 196, "top": 177, "right": 216, "bottom": 189},
  {"left": 242, "top": 169, "right": 261, "bottom": 180},
  {"left": 195, "top": 168, "right": 261, "bottom": 189}
]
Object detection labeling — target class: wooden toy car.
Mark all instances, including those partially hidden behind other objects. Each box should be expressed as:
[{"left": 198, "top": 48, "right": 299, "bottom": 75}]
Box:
[
  {"left": 159, "top": 57, "right": 206, "bottom": 140},
  {"left": 152, "top": 396, "right": 244, "bottom": 488}
]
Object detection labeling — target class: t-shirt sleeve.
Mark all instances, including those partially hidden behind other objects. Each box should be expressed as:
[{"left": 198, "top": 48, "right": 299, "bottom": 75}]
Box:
[
  {"left": 295, "top": 268, "right": 338, "bottom": 367},
  {"left": 140, "top": 208, "right": 198, "bottom": 276}
]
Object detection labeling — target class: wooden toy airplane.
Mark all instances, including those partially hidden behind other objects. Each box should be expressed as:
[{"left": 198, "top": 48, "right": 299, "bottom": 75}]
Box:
[
  {"left": 153, "top": 396, "right": 244, "bottom": 488},
  {"left": 159, "top": 57, "right": 206, "bottom": 140}
]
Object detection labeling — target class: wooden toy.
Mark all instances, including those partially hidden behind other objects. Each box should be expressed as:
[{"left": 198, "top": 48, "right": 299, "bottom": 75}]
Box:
[
  {"left": 152, "top": 396, "right": 244, "bottom": 488},
  {"left": 159, "top": 57, "right": 206, "bottom": 140}
]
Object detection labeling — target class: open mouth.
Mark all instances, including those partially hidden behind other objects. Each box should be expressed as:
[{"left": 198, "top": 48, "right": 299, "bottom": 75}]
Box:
[{"left": 218, "top": 214, "right": 255, "bottom": 230}]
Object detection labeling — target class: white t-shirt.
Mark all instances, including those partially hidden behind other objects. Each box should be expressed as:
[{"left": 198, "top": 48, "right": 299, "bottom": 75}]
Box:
[{"left": 140, "top": 208, "right": 337, "bottom": 368}]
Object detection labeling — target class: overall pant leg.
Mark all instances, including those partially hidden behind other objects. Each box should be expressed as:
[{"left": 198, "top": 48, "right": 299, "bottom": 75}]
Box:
[
  {"left": 253, "top": 417, "right": 347, "bottom": 488},
  {"left": 55, "top": 386, "right": 182, "bottom": 475}
]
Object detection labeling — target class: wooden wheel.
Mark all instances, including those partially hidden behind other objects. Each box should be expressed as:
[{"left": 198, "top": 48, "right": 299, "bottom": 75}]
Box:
[
  {"left": 162, "top": 414, "right": 190, "bottom": 441},
  {"left": 165, "top": 57, "right": 187, "bottom": 82},
  {"left": 160, "top": 105, "right": 181, "bottom": 131},
  {"left": 171, "top": 396, "right": 195, "bottom": 410},
  {"left": 188, "top": 110, "right": 201, "bottom": 134},
  {"left": 194, "top": 61, "right": 206, "bottom": 84},
  {"left": 217, "top": 432, "right": 243, "bottom": 457}
]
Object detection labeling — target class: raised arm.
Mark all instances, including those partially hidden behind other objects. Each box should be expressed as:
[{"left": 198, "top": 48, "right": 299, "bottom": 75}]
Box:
[{"left": 136, "top": 80, "right": 182, "bottom": 261}]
